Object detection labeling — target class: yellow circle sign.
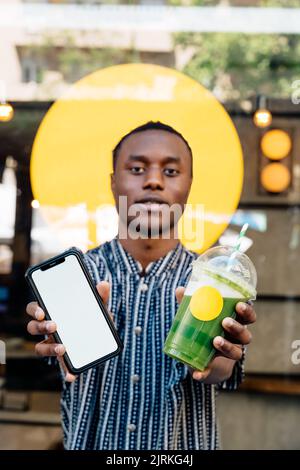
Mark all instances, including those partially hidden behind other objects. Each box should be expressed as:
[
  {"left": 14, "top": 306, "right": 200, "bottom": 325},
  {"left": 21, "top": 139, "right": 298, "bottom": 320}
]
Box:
[
  {"left": 30, "top": 64, "right": 243, "bottom": 252},
  {"left": 190, "top": 286, "right": 224, "bottom": 321}
]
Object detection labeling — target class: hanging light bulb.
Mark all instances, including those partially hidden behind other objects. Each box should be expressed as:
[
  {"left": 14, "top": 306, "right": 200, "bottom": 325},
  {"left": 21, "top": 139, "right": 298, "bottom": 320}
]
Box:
[
  {"left": 0, "top": 80, "right": 14, "bottom": 122},
  {"left": 253, "top": 95, "right": 272, "bottom": 128},
  {"left": 0, "top": 101, "right": 14, "bottom": 122},
  {"left": 31, "top": 199, "right": 40, "bottom": 209}
]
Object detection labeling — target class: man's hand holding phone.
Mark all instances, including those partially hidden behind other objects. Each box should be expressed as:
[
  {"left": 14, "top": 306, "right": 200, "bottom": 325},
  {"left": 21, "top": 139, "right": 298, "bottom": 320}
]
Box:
[{"left": 26, "top": 281, "right": 111, "bottom": 383}]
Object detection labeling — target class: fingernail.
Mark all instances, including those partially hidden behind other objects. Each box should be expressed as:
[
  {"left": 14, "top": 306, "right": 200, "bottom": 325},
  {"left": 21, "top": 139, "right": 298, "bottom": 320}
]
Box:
[
  {"left": 193, "top": 372, "right": 203, "bottom": 381},
  {"left": 238, "top": 302, "right": 246, "bottom": 312},
  {"left": 215, "top": 336, "right": 224, "bottom": 347},
  {"left": 46, "top": 322, "right": 55, "bottom": 333},
  {"left": 54, "top": 345, "right": 64, "bottom": 355},
  {"left": 224, "top": 318, "right": 234, "bottom": 327},
  {"left": 35, "top": 308, "right": 43, "bottom": 319},
  {"left": 65, "top": 374, "right": 75, "bottom": 383}
]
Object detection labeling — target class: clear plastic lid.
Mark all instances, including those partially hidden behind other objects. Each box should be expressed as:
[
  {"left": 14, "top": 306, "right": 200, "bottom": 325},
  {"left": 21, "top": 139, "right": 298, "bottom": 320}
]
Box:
[{"left": 192, "top": 245, "right": 257, "bottom": 300}]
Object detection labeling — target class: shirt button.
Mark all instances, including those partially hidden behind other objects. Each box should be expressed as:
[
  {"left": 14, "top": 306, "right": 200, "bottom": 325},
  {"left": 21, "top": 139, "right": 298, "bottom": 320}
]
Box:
[
  {"left": 134, "top": 326, "right": 142, "bottom": 335},
  {"left": 140, "top": 283, "right": 148, "bottom": 292},
  {"left": 127, "top": 423, "right": 136, "bottom": 432},
  {"left": 131, "top": 374, "right": 140, "bottom": 384}
]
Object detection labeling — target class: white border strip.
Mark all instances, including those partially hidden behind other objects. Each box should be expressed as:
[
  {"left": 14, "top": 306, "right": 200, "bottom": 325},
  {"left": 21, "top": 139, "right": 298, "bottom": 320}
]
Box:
[{"left": 0, "top": 4, "right": 300, "bottom": 34}]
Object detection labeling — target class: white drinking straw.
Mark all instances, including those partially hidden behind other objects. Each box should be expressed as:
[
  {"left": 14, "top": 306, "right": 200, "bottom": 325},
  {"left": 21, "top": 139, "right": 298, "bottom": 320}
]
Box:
[{"left": 226, "top": 223, "right": 249, "bottom": 271}]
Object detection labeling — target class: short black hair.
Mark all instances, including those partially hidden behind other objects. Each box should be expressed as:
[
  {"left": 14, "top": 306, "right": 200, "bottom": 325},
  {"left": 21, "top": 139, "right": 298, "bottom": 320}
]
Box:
[{"left": 112, "top": 121, "right": 193, "bottom": 175}]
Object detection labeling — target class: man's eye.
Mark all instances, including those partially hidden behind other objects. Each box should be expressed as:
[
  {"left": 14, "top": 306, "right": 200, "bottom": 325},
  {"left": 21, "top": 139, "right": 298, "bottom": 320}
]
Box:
[
  {"left": 164, "top": 168, "right": 179, "bottom": 176},
  {"left": 130, "top": 166, "right": 145, "bottom": 174}
]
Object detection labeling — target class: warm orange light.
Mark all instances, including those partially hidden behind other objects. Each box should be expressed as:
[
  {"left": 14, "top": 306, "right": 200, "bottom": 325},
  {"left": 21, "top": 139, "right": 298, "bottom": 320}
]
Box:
[
  {"left": 31, "top": 199, "right": 40, "bottom": 209},
  {"left": 261, "top": 163, "right": 291, "bottom": 193},
  {"left": 261, "top": 129, "right": 292, "bottom": 160},
  {"left": 0, "top": 102, "right": 14, "bottom": 122},
  {"left": 253, "top": 109, "right": 272, "bottom": 128}
]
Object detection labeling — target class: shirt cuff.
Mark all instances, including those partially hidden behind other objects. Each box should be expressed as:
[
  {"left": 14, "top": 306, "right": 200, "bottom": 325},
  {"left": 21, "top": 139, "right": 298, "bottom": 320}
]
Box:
[{"left": 216, "top": 345, "right": 246, "bottom": 391}]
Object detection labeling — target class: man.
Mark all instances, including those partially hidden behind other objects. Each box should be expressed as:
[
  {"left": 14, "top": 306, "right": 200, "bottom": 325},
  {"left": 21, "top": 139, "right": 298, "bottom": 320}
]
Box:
[{"left": 26, "top": 121, "right": 256, "bottom": 450}]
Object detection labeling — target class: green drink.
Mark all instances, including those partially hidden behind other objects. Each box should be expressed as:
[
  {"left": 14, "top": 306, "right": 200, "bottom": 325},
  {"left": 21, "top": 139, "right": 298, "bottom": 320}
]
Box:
[{"left": 163, "top": 246, "right": 257, "bottom": 371}]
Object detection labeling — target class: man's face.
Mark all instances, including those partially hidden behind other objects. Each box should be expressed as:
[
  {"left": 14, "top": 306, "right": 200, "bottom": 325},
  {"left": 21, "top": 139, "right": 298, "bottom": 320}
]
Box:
[{"left": 111, "top": 129, "right": 193, "bottom": 238}]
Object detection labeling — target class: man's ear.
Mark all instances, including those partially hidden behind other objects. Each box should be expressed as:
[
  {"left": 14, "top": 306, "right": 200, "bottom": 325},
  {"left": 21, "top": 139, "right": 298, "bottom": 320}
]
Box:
[{"left": 110, "top": 172, "right": 115, "bottom": 198}]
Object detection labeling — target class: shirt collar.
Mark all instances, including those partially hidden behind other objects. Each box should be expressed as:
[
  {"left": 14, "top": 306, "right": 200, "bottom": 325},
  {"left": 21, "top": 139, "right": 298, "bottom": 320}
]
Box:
[{"left": 110, "top": 237, "right": 184, "bottom": 277}]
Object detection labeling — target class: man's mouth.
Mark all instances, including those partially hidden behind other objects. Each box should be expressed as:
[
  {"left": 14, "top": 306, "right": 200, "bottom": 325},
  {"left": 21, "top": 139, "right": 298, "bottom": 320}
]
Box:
[{"left": 133, "top": 197, "right": 169, "bottom": 212}]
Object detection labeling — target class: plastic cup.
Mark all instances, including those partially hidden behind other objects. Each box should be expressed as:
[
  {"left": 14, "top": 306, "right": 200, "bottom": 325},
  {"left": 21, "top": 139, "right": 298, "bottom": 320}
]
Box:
[{"left": 163, "top": 245, "right": 257, "bottom": 371}]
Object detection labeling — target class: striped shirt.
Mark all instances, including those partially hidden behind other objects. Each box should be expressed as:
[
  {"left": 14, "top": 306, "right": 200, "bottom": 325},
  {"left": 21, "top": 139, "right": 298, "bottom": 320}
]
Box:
[{"left": 60, "top": 237, "right": 244, "bottom": 450}]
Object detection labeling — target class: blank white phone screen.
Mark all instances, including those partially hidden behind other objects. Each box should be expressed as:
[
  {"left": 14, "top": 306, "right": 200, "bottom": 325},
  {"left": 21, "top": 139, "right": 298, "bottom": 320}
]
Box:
[{"left": 32, "top": 254, "right": 118, "bottom": 369}]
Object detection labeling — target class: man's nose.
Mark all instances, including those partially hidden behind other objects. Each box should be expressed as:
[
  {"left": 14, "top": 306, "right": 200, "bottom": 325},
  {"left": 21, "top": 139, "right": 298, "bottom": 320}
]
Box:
[{"left": 143, "top": 168, "right": 164, "bottom": 190}]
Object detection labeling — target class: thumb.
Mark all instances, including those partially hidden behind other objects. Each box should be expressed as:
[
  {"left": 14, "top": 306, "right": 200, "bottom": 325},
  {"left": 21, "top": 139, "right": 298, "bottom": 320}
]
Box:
[
  {"left": 96, "top": 281, "right": 110, "bottom": 306},
  {"left": 175, "top": 286, "right": 185, "bottom": 304},
  {"left": 57, "top": 356, "right": 77, "bottom": 383}
]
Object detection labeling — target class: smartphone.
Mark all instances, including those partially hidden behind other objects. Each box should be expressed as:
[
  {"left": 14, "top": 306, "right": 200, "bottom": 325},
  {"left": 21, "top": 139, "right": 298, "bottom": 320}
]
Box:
[{"left": 25, "top": 247, "right": 123, "bottom": 374}]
